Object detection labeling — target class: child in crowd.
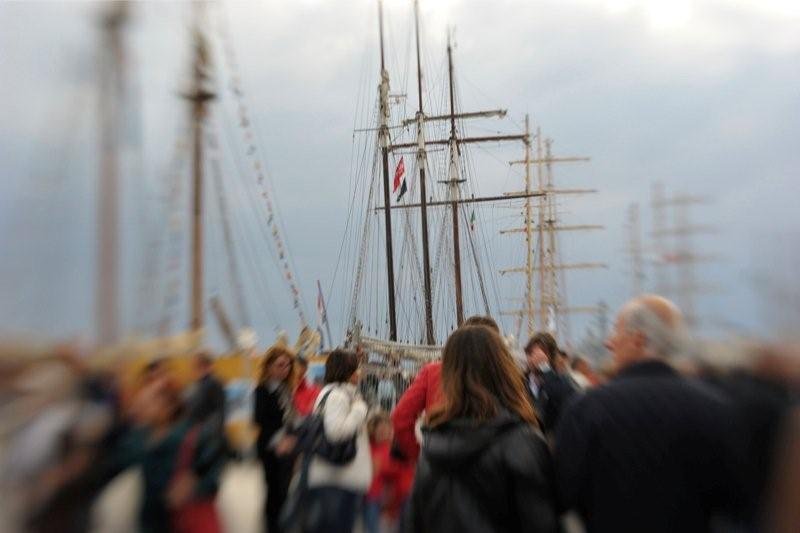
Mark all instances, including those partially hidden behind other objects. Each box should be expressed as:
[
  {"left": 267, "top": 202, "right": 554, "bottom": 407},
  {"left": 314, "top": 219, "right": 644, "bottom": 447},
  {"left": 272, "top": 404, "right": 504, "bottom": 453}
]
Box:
[{"left": 364, "top": 411, "right": 413, "bottom": 533}]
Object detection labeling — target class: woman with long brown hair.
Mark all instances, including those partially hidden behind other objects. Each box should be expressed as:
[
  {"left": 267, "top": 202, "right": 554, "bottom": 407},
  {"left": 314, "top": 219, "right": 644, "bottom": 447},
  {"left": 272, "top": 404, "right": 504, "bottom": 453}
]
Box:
[
  {"left": 406, "top": 325, "right": 560, "bottom": 533},
  {"left": 253, "top": 343, "right": 297, "bottom": 533}
]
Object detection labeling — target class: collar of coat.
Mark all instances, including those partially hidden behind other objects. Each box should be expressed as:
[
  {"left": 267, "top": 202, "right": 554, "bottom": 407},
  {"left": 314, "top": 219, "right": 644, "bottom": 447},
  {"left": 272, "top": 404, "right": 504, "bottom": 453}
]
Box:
[{"left": 614, "top": 359, "right": 676, "bottom": 381}]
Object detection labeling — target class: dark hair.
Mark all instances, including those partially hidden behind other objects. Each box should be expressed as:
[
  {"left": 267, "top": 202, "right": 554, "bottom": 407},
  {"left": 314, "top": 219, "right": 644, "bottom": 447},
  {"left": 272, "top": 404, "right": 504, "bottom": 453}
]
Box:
[
  {"left": 144, "top": 358, "right": 166, "bottom": 375},
  {"left": 140, "top": 358, "right": 169, "bottom": 384},
  {"left": 463, "top": 315, "right": 500, "bottom": 333},
  {"left": 429, "top": 326, "right": 538, "bottom": 428},
  {"left": 195, "top": 352, "right": 213, "bottom": 367},
  {"left": 296, "top": 356, "right": 309, "bottom": 368},
  {"left": 324, "top": 349, "right": 359, "bottom": 384},
  {"left": 571, "top": 356, "right": 590, "bottom": 370},
  {"left": 524, "top": 332, "right": 558, "bottom": 364}
]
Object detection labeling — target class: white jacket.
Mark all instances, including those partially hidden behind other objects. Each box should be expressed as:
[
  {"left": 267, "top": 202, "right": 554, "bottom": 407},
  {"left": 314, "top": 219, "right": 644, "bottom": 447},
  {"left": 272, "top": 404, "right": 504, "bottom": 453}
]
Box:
[{"left": 307, "top": 383, "right": 372, "bottom": 492}]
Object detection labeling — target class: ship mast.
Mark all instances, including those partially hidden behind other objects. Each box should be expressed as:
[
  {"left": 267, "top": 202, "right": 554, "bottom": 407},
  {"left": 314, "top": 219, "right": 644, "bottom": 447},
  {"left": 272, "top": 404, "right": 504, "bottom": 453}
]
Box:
[
  {"left": 413, "top": 0, "right": 435, "bottom": 345},
  {"left": 96, "top": 4, "right": 127, "bottom": 346},
  {"left": 378, "top": 0, "right": 398, "bottom": 341},
  {"left": 502, "top": 127, "right": 603, "bottom": 340},
  {"left": 183, "top": 12, "right": 215, "bottom": 333},
  {"left": 384, "top": 11, "right": 540, "bottom": 337},
  {"left": 446, "top": 34, "right": 465, "bottom": 326}
]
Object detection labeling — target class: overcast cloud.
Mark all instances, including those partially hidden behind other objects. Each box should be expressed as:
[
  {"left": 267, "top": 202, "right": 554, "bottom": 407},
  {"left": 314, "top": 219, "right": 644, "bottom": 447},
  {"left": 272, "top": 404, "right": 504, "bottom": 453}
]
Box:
[{"left": 1, "top": 0, "right": 798, "bottom": 349}]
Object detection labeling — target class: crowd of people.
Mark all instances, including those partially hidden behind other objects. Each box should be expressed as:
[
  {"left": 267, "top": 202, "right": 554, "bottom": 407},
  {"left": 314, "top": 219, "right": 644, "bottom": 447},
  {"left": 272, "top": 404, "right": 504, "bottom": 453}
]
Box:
[
  {"left": 1, "top": 294, "right": 799, "bottom": 533},
  {"left": 250, "top": 294, "right": 798, "bottom": 533}
]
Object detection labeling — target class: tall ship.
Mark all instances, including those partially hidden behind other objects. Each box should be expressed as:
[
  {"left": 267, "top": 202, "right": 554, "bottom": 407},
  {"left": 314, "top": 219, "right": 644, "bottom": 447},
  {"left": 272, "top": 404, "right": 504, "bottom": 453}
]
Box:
[{"left": 337, "top": 0, "right": 603, "bottom": 404}]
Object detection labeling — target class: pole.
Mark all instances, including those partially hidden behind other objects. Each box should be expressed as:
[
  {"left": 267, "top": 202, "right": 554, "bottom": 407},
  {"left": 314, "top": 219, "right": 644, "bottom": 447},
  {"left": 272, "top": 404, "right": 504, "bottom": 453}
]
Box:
[
  {"left": 446, "top": 34, "right": 464, "bottom": 326},
  {"left": 536, "top": 127, "right": 547, "bottom": 331},
  {"left": 378, "top": 0, "right": 398, "bottom": 340},
  {"left": 523, "top": 115, "right": 534, "bottom": 337},
  {"left": 96, "top": 5, "right": 126, "bottom": 346},
  {"left": 186, "top": 25, "right": 215, "bottom": 333},
  {"left": 414, "top": 0, "right": 435, "bottom": 344}
]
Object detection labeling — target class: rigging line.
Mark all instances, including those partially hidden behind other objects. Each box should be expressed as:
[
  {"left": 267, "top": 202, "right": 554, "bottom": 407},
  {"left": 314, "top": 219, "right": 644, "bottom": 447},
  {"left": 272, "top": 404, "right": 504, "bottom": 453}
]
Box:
[
  {"left": 206, "top": 152, "right": 224, "bottom": 299},
  {"left": 329, "top": 85, "right": 379, "bottom": 319},
  {"left": 371, "top": 203, "right": 381, "bottom": 334},
  {"left": 349, "top": 142, "right": 380, "bottom": 327},
  {"left": 461, "top": 144, "right": 502, "bottom": 313},
  {"left": 403, "top": 203, "right": 425, "bottom": 335},
  {"left": 463, "top": 140, "right": 503, "bottom": 317},
  {"left": 217, "top": 104, "right": 283, "bottom": 275},
  {"left": 216, "top": 141, "right": 290, "bottom": 334},
  {"left": 218, "top": 123, "right": 284, "bottom": 330},
  {"left": 462, "top": 202, "right": 491, "bottom": 315},
  {"left": 345, "top": 124, "right": 377, "bottom": 330},
  {"left": 214, "top": 7, "right": 308, "bottom": 324},
  {"left": 158, "top": 140, "right": 190, "bottom": 336},
  {"left": 220, "top": 143, "right": 283, "bottom": 329},
  {"left": 397, "top": 201, "right": 424, "bottom": 339},
  {"left": 228, "top": 203, "right": 282, "bottom": 330},
  {"left": 207, "top": 124, "right": 251, "bottom": 327},
  {"left": 330, "top": 20, "right": 374, "bottom": 339}
]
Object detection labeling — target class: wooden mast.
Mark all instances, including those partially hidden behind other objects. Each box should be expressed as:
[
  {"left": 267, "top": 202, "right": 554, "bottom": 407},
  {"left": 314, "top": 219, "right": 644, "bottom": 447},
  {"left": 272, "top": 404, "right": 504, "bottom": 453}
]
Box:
[
  {"left": 184, "top": 16, "right": 215, "bottom": 333},
  {"left": 523, "top": 115, "right": 534, "bottom": 336},
  {"left": 390, "top": 14, "right": 537, "bottom": 336},
  {"left": 96, "top": 4, "right": 127, "bottom": 346},
  {"left": 378, "top": 0, "right": 398, "bottom": 341},
  {"left": 446, "top": 34, "right": 464, "bottom": 326},
  {"left": 413, "top": 0, "right": 435, "bottom": 345},
  {"left": 502, "top": 128, "right": 603, "bottom": 342}
]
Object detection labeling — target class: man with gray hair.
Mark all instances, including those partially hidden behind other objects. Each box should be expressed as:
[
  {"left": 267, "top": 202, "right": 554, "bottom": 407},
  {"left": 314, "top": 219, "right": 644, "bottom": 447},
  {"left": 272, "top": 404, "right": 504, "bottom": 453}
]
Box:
[{"left": 554, "top": 295, "right": 742, "bottom": 533}]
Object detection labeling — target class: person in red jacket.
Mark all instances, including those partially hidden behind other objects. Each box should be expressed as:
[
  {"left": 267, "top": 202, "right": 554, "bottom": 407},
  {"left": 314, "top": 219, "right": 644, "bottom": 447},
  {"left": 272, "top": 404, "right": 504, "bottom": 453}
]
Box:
[
  {"left": 292, "top": 356, "right": 321, "bottom": 417},
  {"left": 391, "top": 316, "right": 500, "bottom": 460}
]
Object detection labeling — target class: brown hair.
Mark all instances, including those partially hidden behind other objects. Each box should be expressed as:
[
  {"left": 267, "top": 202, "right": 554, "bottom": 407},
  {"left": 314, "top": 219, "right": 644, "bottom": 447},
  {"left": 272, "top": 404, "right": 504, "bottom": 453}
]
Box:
[
  {"left": 324, "top": 349, "right": 360, "bottom": 384},
  {"left": 367, "top": 410, "right": 391, "bottom": 440},
  {"left": 156, "top": 379, "right": 185, "bottom": 424},
  {"left": 524, "top": 332, "right": 559, "bottom": 364},
  {"left": 429, "top": 325, "right": 538, "bottom": 428},
  {"left": 463, "top": 315, "right": 500, "bottom": 333},
  {"left": 258, "top": 343, "right": 297, "bottom": 389}
]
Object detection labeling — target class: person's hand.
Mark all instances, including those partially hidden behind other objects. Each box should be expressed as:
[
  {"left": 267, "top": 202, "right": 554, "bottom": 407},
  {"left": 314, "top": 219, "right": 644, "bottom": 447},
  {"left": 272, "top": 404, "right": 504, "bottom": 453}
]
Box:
[
  {"left": 166, "top": 472, "right": 197, "bottom": 508},
  {"left": 275, "top": 435, "right": 297, "bottom": 456}
]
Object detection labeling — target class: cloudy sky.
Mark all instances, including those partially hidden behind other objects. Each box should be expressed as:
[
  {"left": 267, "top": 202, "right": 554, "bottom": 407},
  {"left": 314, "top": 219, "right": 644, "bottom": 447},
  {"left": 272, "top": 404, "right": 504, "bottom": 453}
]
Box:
[{"left": 1, "top": 0, "right": 798, "bottom": 350}]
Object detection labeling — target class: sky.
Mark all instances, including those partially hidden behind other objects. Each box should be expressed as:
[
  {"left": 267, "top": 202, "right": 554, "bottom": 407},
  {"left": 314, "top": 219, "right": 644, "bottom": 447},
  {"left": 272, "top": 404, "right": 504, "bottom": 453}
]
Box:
[{"left": 1, "top": 0, "right": 798, "bottom": 351}]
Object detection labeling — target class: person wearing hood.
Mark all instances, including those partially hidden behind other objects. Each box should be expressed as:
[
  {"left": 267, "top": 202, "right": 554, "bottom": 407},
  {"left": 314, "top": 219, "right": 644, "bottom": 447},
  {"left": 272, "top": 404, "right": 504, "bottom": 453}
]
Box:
[{"left": 406, "top": 325, "right": 560, "bottom": 533}]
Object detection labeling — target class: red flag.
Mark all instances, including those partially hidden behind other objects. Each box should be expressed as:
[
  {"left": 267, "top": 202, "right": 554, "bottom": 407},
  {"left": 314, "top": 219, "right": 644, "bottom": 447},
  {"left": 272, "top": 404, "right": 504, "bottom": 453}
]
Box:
[{"left": 392, "top": 157, "right": 405, "bottom": 193}]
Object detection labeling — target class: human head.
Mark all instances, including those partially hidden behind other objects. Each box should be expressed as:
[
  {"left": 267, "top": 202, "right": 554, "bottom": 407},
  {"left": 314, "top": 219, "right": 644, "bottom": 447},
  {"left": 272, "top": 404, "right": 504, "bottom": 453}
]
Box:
[
  {"left": 555, "top": 349, "right": 571, "bottom": 373},
  {"left": 463, "top": 315, "right": 500, "bottom": 333},
  {"left": 367, "top": 410, "right": 392, "bottom": 443},
  {"left": 524, "top": 332, "right": 558, "bottom": 371},
  {"left": 141, "top": 358, "right": 169, "bottom": 385},
  {"left": 324, "top": 349, "right": 360, "bottom": 385},
  {"left": 430, "top": 325, "right": 538, "bottom": 428},
  {"left": 259, "top": 344, "right": 296, "bottom": 387},
  {"left": 194, "top": 351, "right": 213, "bottom": 377},
  {"left": 571, "top": 356, "right": 592, "bottom": 375},
  {"left": 605, "top": 294, "right": 685, "bottom": 369},
  {"left": 296, "top": 356, "right": 309, "bottom": 380},
  {"left": 571, "top": 356, "right": 604, "bottom": 386},
  {"left": 140, "top": 379, "right": 184, "bottom": 428}
]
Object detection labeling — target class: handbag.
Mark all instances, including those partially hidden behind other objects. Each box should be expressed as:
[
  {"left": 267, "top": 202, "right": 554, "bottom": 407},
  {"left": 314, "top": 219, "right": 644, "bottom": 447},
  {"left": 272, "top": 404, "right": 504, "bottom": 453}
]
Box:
[
  {"left": 295, "top": 387, "right": 358, "bottom": 465},
  {"left": 170, "top": 425, "right": 222, "bottom": 533},
  {"left": 280, "top": 388, "right": 358, "bottom": 532}
]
